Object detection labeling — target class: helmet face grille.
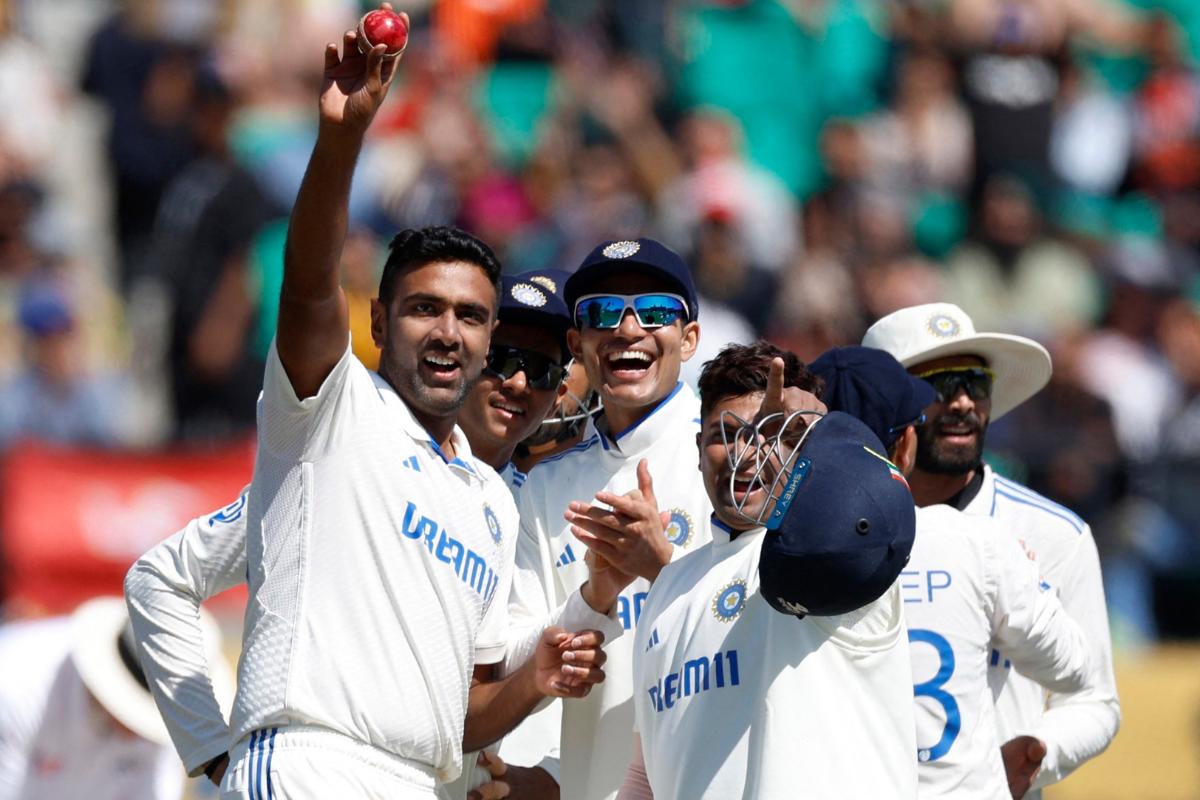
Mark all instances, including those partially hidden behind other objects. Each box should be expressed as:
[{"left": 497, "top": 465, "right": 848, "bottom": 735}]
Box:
[{"left": 721, "top": 409, "right": 825, "bottom": 528}]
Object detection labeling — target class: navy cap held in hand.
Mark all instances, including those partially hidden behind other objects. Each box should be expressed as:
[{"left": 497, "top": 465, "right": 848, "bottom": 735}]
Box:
[{"left": 758, "top": 411, "right": 916, "bottom": 617}]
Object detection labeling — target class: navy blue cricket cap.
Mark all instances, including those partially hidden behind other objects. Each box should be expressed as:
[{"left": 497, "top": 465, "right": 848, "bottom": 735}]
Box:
[
  {"left": 810, "top": 346, "right": 937, "bottom": 450},
  {"left": 564, "top": 238, "right": 699, "bottom": 324},
  {"left": 500, "top": 271, "right": 572, "bottom": 361},
  {"left": 758, "top": 411, "right": 916, "bottom": 617}
]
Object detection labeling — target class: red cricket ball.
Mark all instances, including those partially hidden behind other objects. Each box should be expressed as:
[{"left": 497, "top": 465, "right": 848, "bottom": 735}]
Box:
[{"left": 357, "top": 8, "right": 408, "bottom": 58}]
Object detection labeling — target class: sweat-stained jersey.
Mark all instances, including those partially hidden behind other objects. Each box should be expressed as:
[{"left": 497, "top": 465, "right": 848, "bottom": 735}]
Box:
[
  {"left": 632, "top": 520, "right": 918, "bottom": 799},
  {"left": 504, "top": 382, "right": 713, "bottom": 800},
  {"left": 903, "top": 505, "right": 1091, "bottom": 798},
  {"left": 232, "top": 342, "right": 517, "bottom": 784},
  {"left": 963, "top": 465, "right": 1120, "bottom": 797}
]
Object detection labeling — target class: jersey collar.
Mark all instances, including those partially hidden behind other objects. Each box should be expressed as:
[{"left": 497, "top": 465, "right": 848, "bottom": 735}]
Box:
[
  {"left": 370, "top": 371, "right": 481, "bottom": 481},
  {"left": 595, "top": 381, "right": 697, "bottom": 456},
  {"left": 710, "top": 514, "right": 763, "bottom": 549}
]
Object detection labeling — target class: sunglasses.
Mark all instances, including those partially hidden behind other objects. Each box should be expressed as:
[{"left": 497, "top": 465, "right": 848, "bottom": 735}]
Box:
[
  {"left": 483, "top": 344, "right": 566, "bottom": 390},
  {"left": 888, "top": 412, "right": 927, "bottom": 437},
  {"left": 914, "top": 366, "right": 995, "bottom": 403},
  {"left": 573, "top": 293, "right": 689, "bottom": 330}
]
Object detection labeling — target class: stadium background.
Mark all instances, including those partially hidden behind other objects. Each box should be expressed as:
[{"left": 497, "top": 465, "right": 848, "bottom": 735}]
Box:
[{"left": 0, "top": 0, "right": 1197, "bottom": 796}]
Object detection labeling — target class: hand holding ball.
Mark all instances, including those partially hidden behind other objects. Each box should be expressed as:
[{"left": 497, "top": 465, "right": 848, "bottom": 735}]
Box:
[{"left": 357, "top": 8, "right": 408, "bottom": 58}]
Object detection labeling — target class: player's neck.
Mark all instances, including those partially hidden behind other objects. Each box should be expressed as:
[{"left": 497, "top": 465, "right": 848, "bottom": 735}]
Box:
[
  {"left": 408, "top": 410, "right": 456, "bottom": 458},
  {"left": 470, "top": 439, "right": 516, "bottom": 473},
  {"left": 602, "top": 393, "right": 672, "bottom": 441},
  {"left": 908, "top": 467, "right": 979, "bottom": 508}
]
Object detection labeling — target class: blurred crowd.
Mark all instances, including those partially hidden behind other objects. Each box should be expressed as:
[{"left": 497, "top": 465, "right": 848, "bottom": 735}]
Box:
[{"left": 0, "top": 0, "right": 1199, "bottom": 646}]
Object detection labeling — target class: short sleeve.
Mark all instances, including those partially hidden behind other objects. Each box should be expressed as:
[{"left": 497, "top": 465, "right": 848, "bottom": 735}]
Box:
[{"left": 259, "top": 336, "right": 368, "bottom": 459}]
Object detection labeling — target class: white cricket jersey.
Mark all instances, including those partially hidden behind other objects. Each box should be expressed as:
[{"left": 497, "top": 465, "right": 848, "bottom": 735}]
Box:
[
  {"left": 232, "top": 342, "right": 518, "bottom": 783},
  {"left": 963, "top": 465, "right": 1120, "bottom": 796},
  {"left": 504, "top": 382, "right": 712, "bottom": 800},
  {"left": 0, "top": 617, "right": 182, "bottom": 800},
  {"left": 903, "top": 505, "right": 1092, "bottom": 799},
  {"left": 632, "top": 520, "right": 918, "bottom": 800},
  {"left": 125, "top": 490, "right": 248, "bottom": 775}
]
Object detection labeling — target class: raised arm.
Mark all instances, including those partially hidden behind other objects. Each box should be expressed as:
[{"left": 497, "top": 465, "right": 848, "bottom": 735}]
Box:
[{"left": 277, "top": 7, "right": 402, "bottom": 398}]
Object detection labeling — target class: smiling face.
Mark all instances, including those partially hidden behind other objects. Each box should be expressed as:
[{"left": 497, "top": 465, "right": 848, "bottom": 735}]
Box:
[
  {"left": 567, "top": 271, "right": 699, "bottom": 435},
  {"left": 456, "top": 321, "right": 565, "bottom": 469},
  {"left": 699, "top": 392, "right": 769, "bottom": 532},
  {"left": 371, "top": 260, "right": 497, "bottom": 434},
  {"left": 910, "top": 354, "right": 992, "bottom": 475}
]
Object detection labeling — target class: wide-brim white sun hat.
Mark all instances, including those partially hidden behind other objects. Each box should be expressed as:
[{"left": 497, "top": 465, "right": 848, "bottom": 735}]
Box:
[
  {"left": 861, "top": 302, "right": 1052, "bottom": 421},
  {"left": 70, "top": 597, "right": 233, "bottom": 746}
]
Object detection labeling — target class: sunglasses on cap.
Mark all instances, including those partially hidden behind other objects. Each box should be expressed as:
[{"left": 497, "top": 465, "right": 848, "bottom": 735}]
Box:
[
  {"left": 914, "top": 366, "right": 995, "bottom": 403},
  {"left": 888, "top": 412, "right": 927, "bottom": 437},
  {"left": 483, "top": 344, "right": 566, "bottom": 390},
  {"left": 573, "top": 293, "right": 690, "bottom": 330}
]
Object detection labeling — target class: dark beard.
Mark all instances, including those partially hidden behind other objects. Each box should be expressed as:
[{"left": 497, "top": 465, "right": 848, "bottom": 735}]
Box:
[{"left": 915, "top": 412, "right": 986, "bottom": 475}]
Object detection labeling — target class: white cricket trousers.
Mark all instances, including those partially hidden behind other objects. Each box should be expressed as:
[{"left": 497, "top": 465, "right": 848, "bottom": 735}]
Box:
[{"left": 220, "top": 725, "right": 444, "bottom": 799}]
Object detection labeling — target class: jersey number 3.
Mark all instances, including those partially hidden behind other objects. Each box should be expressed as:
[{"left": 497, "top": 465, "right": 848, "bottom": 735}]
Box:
[{"left": 909, "top": 628, "right": 961, "bottom": 762}]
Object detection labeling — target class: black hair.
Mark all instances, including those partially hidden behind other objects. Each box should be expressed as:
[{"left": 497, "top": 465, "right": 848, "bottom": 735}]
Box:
[
  {"left": 698, "top": 340, "right": 823, "bottom": 420},
  {"left": 378, "top": 226, "right": 503, "bottom": 304}
]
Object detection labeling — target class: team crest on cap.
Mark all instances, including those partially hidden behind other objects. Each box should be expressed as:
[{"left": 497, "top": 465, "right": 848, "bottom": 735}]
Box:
[
  {"left": 712, "top": 579, "right": 748, "bottom": 622},
  {"left": 664, "top": 509, "right": 693, "bottom": 548},
  {"left": 602, "top": 240, "right": 640, "bottom": 259},
  {"left": 510, "top": 283, "right": 548, "bottom": 307},
  {"left": 484, "top": 504, "right": 502, "bottom": 544},
  {"left": 528, "top": 274, "right": 558, "bottom": 294},
  {"left": 926, "top": 313, "right": 961, "bottom": 338}
]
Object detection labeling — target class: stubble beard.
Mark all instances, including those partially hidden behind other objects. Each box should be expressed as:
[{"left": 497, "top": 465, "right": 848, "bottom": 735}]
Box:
[
  {"left": 381, "top": 346, "right": 476, "bottom": 421},
  {"left": 915, "top": 414, "right": 986, "bottom": 476}
]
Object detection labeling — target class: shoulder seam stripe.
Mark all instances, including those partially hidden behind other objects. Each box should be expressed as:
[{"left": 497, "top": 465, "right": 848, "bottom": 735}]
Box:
[
  {"left": 994, "top": 488, "right": 1085, "bottom": 533},
  {"left": 993, "top": 477, "right": 1085, "bottom": 526},
  {"left": 539, "top": 435, "right": 601, "bottom": 464}
]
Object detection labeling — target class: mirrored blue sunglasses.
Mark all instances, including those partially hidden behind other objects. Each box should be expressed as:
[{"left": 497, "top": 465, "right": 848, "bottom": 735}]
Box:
[{"left": 573, "top": 293, "right": 690, "bottom": 330}]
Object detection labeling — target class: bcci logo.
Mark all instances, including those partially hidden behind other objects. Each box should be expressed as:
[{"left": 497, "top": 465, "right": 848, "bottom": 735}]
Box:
[
  {"left": 926, "top": 314, "right": 961, "bottom": 339},
  {"left": 510, "top": 283, "right": 547, "bottom": 307},
  {"left": 602, "top": 240, "right": 640, "bottom": 259},
  {"left": 664, "top": 509, "right": 693, "bottom": 548},
  {"left": 712, "top": 580, "right": 748, "bottom": 622},
  {"left": 529, "top": 274, "right": 558, "bottom": 294},
  {"left": 483, "top": 504, "right": 502, "bottom": 545}
]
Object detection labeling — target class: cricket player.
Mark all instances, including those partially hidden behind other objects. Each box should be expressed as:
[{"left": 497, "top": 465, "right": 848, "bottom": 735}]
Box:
[
  {"left": 621, "top": 342, "right": 918, "bottom": 799},
  {"left": 864, "top": 303, "right": 1120, "bottom": 798},
  {"left": 170, "top": 18, "right": 603, "bottom": 797},
  {"left": 124, "top": 269, "right": 592, "bottom": 795},
  {"left": 500, "top": 238, "right": 713, "bottom": 800},
  {"left": 0, "top": 598, "right": 185, "bottom": 800},
  {"left": 812, "top": 346, "right": 1094, "bottom": 799}
]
